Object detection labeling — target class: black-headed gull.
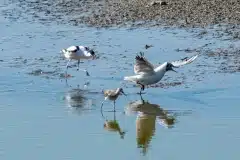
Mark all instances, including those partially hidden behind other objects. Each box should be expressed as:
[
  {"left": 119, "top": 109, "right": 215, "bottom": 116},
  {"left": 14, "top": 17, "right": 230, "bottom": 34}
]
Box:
[
  {"left": 124, "top": 52, "right": 198, "bottom": 94},
  {"left": 61, "top": 45, "right": 96, "bottom": 76}
]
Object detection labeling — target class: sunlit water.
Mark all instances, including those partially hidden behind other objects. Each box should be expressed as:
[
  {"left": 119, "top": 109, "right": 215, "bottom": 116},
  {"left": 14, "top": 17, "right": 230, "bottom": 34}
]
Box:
[{"left": 1, "top": 2, "right": 240, "bottom": 160}]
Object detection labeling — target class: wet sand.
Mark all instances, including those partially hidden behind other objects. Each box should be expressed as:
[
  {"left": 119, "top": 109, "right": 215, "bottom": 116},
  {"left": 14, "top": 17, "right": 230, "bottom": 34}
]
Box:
[{"left": 4, "top": 0, "right": 237, "bottom": 39}]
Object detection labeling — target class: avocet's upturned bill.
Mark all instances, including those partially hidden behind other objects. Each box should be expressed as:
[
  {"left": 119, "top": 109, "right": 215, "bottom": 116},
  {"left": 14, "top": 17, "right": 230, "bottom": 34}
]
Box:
[
  {"left": 61, "top": 45, "right": 96, "bottom": 76},
  {"left": 124, "top": 52, "right": 198, "bottom": 93}
]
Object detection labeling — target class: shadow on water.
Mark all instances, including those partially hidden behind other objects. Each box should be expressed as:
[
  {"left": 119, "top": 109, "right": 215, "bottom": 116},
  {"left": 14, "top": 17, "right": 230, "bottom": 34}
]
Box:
[
  {"left": 124, "top": 94, "right": 191, "bottom": 156},
  {"left": 63, "top": 87, "right": 96, "bottom": 115}
]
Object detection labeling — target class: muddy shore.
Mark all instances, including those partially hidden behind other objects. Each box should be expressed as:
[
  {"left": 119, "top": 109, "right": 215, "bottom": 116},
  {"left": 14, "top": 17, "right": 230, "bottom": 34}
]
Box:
[
  {"left": 2, "top": 0, "right": 238, "bottom": 40},
  {"left": 4, "top": 0, "right": 240, "bottom": 29}
]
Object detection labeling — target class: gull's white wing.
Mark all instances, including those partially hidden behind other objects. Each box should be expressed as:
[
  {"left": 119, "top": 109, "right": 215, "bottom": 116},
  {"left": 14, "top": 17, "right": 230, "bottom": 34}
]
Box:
[
  {"left": 66, "top": 46, "right": 79, "bottom": 52},
  {"left": 171, "top": 54, "right": 198, "bottom": 67},
  {"left": 134, "top": 55, "right": 155, "bottom": 75}
]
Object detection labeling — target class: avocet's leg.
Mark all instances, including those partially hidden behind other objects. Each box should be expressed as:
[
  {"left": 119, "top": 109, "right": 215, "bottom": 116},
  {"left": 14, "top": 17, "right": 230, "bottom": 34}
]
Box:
[
  {"left": 77, "top": 60, "right": 80, "bottom": 71},
  {"left": 76, "top": 60, "right": 90, "bottom": 76},
  {"left": 77, "top": 69, "right": 90, "bottom": 76},
  {"left": 65, "top": 59, "right": 71, "bottom": 75},
  {"left": 140, "top": 93, "right": 144, "bottom": 102},
  {"left": 113, "top": 101, "right": 116, "bottom": 112},
  {"left": 100, "top": 102, "right": 106, "bottom": 120},
  {"left": 101, "top": 97, "right": 108, "bottom": 113},
  {"left": 65, "top": 77, "right": 68, "bottom": 86},
  {"left": 113, "top": 107, "right": 116, "bottom": 120},
  {"left": 101, "top": 100, "right": 105, "bottom": 114}
]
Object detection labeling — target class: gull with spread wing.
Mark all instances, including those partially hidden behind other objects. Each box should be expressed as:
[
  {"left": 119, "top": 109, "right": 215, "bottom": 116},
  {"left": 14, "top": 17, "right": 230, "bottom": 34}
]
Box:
[
  {"left": 61, "top": 45, "right": 96, "bottom": 76},
  {"left": 124, "top": 52, "right": 198, "bottom": 94}
]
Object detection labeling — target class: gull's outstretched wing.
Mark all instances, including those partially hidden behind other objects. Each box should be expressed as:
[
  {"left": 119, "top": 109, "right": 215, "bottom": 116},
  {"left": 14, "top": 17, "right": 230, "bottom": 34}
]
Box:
[
  {"left": 171, "top": 54, "right": 198, "bottom": 67},
  {"left": 134, "top": 53, "right": 155, "bottom": 75}
]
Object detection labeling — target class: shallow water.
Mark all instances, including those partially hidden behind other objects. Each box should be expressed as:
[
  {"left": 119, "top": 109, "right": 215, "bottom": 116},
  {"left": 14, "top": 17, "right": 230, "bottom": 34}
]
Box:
[{"left": 1, "top": 2, "right": 240, "bottom": 160}]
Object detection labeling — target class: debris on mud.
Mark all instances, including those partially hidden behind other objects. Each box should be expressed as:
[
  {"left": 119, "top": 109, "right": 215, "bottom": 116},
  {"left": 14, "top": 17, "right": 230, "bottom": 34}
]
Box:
[
  {"left": 145, "top": 44, "right": 153, "bottom": 49},
  {"left": 27, "top": 68, "right": 65, "bottom": 79},
  {"left": 179, "top": 44, "right": 240, "bottom": 74},
  {"left": 149, "top": 82, "right": 183, "bottom": 88},
  {"left": 59, "top": 73, "right": 74, "bottom": 79}
]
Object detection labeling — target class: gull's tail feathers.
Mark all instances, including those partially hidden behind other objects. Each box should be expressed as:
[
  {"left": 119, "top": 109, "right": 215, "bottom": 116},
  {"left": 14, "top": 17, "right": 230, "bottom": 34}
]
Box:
[{"left": 124, "top": 75, "right": 138, "bottom": 82}]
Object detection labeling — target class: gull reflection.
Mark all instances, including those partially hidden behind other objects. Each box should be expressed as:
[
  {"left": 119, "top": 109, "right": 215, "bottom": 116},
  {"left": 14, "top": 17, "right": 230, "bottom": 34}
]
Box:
[
  {"left": 64, "top": 88, "right": 94, "bottom": 115},
  {"left": 101, "top": 110, "right": 126, "bottom": 139},
  {"left": 125, "top": 96, "right": 177, "bottom": 155}
]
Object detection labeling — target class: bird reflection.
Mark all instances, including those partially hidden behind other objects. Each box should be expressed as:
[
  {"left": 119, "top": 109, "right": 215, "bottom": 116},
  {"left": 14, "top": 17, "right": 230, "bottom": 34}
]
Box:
[
  {"left": 101, "top": 109, "right": 126, "bottom": 139},
  {"left": 64, "top": 88, "right": 93, "bottom": 115},
  {"left": 125, "top": 96, "right": 176, "bottom": 155}
]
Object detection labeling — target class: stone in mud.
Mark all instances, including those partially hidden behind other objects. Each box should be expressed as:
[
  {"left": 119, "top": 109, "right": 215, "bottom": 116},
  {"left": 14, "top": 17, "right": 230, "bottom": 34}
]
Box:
[
  {"left": 149, "top": 1, "right": 167, "bottom": 6},
  {"left": 28, "top": 69, "right": 43, "bottom": 76},
  {"left": 145, "top": 44, "right": 153, "bottom": 49}
]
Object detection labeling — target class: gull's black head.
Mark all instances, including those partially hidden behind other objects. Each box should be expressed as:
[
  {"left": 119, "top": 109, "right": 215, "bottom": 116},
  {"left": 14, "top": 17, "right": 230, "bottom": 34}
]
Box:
[{"left": 166, "top": 63, "right": 177, "bottom": 72}]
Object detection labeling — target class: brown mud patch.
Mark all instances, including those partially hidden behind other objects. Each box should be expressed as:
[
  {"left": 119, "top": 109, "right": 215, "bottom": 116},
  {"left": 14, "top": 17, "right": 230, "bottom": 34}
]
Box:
[{"left": 1, "top": 0, "right": 239, "bottom": 40}]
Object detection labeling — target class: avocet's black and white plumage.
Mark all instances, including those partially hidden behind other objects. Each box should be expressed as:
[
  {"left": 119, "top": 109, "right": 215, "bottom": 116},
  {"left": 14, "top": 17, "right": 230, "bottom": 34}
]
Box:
[
  {"left": 124, "top": 52, "right": 198, "bottom": 93},
  {"left": 61, "top": 45, "right": 96, "bottom": 76}
]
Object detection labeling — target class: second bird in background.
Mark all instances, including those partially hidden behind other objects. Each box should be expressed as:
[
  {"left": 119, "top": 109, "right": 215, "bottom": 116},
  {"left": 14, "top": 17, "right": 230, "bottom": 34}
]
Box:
[{"left": 61, "top": 45, "right": 96, "bottom": 76}]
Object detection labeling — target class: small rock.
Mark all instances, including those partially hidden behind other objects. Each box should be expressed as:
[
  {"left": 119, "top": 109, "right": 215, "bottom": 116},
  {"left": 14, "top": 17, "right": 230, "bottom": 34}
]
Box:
[
  {"left": 23, "top": 59, "right": 27, "bottom": 64},
  {"left": 145, "top": 44, "right": 153, "bottom": 49},
  {"left": 150, "top": 1, "right": 167, "bottom": 6}
]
